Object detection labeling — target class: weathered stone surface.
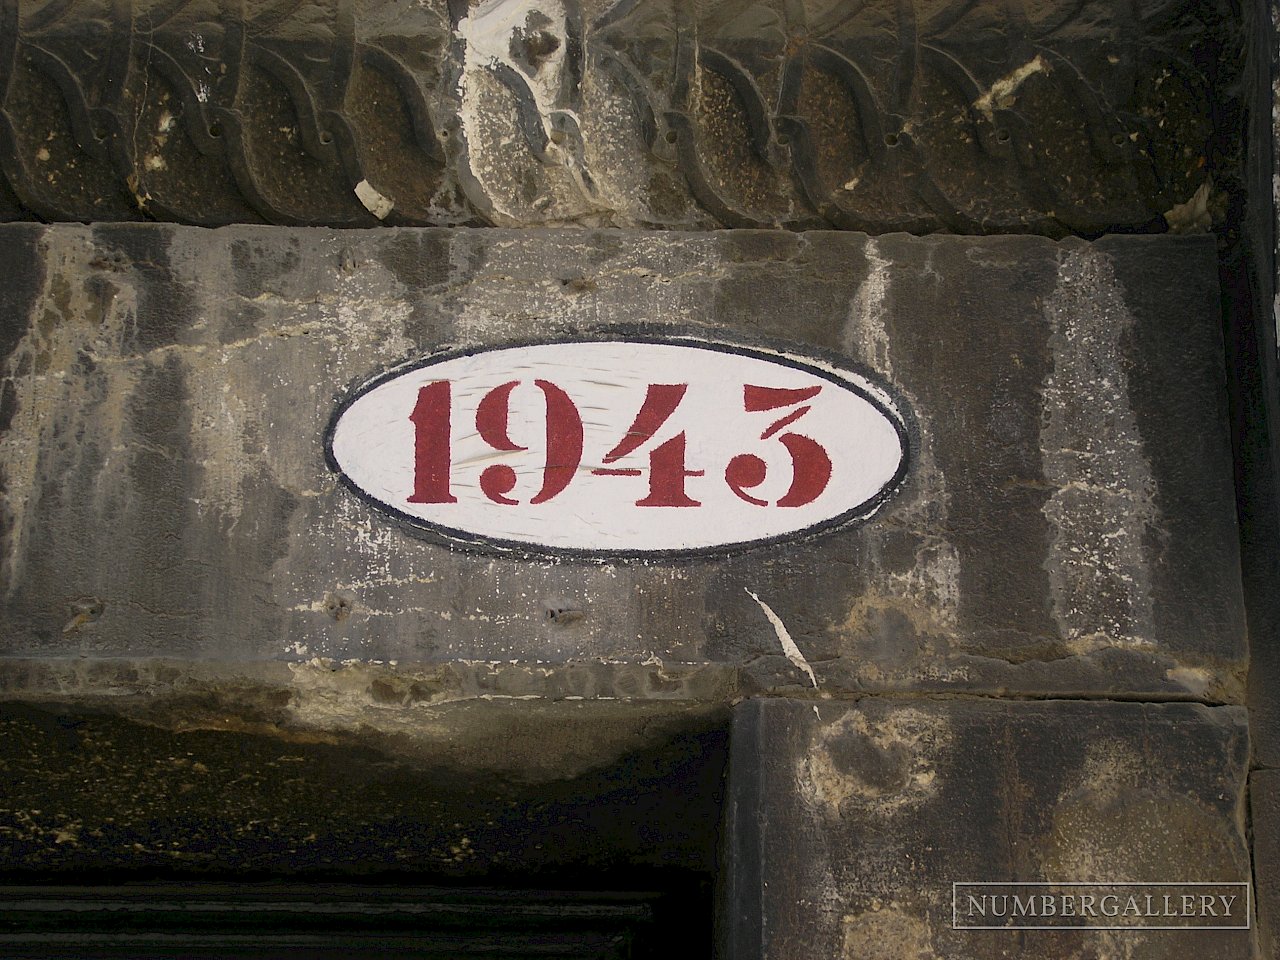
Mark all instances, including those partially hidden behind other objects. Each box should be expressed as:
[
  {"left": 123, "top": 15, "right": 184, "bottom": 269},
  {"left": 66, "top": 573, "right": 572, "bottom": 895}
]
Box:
[
  {"left": 722, "top": 697, "right": 1253, "bottom": 959},
  {"left": 0, "top": 0, "right": 1242, "bottom": 235},
  {"left": 0, "top": 224, "right": 1244, "bottom": 701}
]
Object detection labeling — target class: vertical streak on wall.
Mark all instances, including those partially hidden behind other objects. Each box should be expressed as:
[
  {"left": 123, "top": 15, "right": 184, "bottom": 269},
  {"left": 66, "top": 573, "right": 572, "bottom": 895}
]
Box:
[
  {"left": 1041, "top": 247, "right": 1157, "bottom": 650},
  {"left": 0, "top": 229, "right": 141, "bottom": 597},
  {"left": 841, "top": 239, "right": 960, "bottom": 635},
  {"left": 1273, "top": 0, "right": 1280, "bottom": 347}
]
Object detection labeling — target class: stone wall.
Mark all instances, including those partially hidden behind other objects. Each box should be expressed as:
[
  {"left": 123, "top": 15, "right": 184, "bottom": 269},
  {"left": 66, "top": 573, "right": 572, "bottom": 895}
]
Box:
[
  {"left": 0, "top": 2, "right": 1273, "bottom": 958},
  {"left": 0, "top": 222, "right": 1257, "bottom": 956}
]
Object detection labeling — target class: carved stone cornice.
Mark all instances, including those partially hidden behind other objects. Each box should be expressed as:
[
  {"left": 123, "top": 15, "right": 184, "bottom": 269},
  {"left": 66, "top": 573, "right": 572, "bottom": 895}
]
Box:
[{"left": 0, "top": 0, "right": 1239, "bottom": 233}]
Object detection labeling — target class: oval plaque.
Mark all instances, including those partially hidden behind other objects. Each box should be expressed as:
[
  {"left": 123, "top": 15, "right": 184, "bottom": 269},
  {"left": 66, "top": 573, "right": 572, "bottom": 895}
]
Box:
[{"left": 326, "top": 335, "right": 910, "bottom": 559}]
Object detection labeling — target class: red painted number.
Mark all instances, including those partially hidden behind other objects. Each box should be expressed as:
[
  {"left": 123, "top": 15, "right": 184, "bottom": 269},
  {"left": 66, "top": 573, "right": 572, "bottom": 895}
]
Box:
[
  {"left": 409, "top": 379, "right": 583, "bottom": 506},
  {"left": 725, "top": 385, "right": 832, "bottom": 507},
  {"left": 408, "top": 380, "right": 456, "bottom": 503},
  {"left": 411, "top": 380, "right": 831, "bottom": 508},
  {"left": 592, "top": 384, "right": 704, "bottom": 507}
]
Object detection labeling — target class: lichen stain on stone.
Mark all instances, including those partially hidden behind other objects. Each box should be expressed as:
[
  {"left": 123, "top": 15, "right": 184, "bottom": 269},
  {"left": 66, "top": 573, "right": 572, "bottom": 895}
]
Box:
[
  {"left": 692, "top": 64, "right": 794, "bottom": 223},
  {"left": 1041, "top": 246, "right": 1158, "bottom": 651},
  {"left": 278, "top": 658, "right": 729, "bottom": 782},
  {"left": 831, "top": 573, "right": 958, "bottom": 675},
  {"left": 1038, "top": 740, "right": 1241, "bottom": 886},
  {"left": 840, "top": 907, "right": 932, "bottom": 960},
  {"left": 1165, "top": 663, "right": 1214, "bottom": 698},
  {"left": 799, "top": 708, "right": 951, "bottom": 817},
  {"left": 1164, "top": 178, "right": 1218, "bottom": 234}
]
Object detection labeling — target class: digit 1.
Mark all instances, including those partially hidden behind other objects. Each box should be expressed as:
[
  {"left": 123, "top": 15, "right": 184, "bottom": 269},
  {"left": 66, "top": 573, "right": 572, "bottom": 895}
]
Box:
[{"left": 407, "top": 380, "right": 457, "bottom": 504}]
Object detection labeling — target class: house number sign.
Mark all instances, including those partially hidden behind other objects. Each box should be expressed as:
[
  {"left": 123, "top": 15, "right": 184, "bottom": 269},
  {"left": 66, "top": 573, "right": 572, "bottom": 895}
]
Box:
[{"left": 326, "top": 336, "right": 910, "bottom": 559}]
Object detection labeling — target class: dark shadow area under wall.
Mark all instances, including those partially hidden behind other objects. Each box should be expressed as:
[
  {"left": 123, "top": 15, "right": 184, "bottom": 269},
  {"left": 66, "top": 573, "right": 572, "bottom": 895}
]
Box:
[{"left": 0, "top": 702, "right": 730, "bottom": 959}]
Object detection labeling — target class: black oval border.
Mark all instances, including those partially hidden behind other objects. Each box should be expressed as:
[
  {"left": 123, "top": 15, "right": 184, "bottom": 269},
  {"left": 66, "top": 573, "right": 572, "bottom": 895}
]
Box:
[{"left": 323, "top": 326, "right": 916, "bottom": 563}]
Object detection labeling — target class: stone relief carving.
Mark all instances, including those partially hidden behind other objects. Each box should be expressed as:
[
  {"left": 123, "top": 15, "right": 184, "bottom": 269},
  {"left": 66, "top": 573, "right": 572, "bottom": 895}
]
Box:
[{"left": 0, "top": 0, "right": 1236, "bottom": 233}]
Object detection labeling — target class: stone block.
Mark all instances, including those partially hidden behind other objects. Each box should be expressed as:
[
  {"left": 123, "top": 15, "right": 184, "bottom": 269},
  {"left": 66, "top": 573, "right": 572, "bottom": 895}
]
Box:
[
  {"left": 1253, "top": 769, "right": 1280, "bottom": 958},
  {"left": 0, "top": 225, "right": 1244, "bottom": 703},
  {"left": 722, "top": 697, "right": 1253, "bottom": 959}
]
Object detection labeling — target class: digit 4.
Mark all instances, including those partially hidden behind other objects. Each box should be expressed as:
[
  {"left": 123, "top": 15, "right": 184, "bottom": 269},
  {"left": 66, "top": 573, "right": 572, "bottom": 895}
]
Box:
[{"left": 592, "top": 384, "right": 704, "bottom": 507}]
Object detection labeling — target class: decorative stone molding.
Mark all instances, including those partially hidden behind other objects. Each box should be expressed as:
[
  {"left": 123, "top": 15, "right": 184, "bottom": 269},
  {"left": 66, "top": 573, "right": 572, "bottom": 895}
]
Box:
[{"left": 0, "top": 0, "right": 1239, "bottom": 232}]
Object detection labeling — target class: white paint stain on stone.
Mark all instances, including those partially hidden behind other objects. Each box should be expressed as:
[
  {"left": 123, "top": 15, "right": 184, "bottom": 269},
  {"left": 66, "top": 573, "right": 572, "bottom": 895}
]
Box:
[
  {"left": 974, "top": 54, "right": 1048, "bottom": 121},
  {"left": 1041, "top": 247, "right": 1157, "bottom": 650},
  {"left": 747, "top": 590, "right": 817, "bottom": 688},
  {"left": 457, "top": 0, "right": 570, "bottom": 140},
  {"left": 842, "top": 238, "right": 893, "bottom": 376},
  {"left": 455, "top": 0, "right": 597, "bottom": 223},
  {"left": 577, "top": 64, "right": 653, "bottom": 226},
  {"left": 178, "top": 242, "right": 415, "bottom": 524}
]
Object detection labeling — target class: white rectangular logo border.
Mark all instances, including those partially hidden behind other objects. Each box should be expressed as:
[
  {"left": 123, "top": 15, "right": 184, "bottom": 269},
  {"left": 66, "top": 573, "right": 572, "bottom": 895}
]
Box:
[{"left": 951, "top": 882, "right": 1251, "bottom": 931}]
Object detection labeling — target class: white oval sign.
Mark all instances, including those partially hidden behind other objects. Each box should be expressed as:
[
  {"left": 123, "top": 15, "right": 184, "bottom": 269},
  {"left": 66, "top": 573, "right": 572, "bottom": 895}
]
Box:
[{"left": 326, "top": 336, "right": 909, "bottom": 559}]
